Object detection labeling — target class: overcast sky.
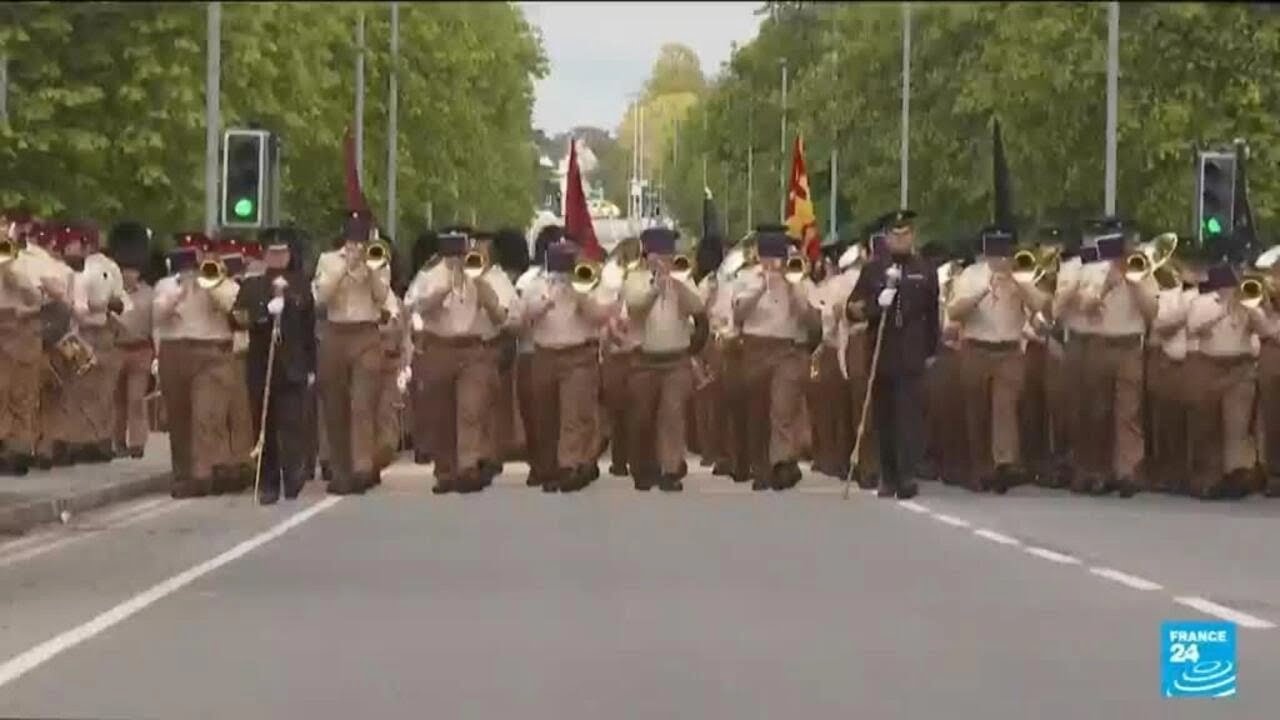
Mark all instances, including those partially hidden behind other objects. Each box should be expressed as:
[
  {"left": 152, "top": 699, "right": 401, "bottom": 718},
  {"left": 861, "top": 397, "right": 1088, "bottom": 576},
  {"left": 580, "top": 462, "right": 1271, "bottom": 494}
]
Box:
[{"left": 520, "top": 2, "right": 762, "bottom": 136}]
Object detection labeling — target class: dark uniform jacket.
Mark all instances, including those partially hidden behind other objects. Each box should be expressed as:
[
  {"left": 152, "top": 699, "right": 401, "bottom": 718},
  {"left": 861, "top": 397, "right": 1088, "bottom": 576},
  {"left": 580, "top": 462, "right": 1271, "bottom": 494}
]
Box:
[
  {"left": 847, "top": 254, "right": 940, "bottom": 378},
  {"left": 233, "top": 270, "right": 317, "bottom": 386}
]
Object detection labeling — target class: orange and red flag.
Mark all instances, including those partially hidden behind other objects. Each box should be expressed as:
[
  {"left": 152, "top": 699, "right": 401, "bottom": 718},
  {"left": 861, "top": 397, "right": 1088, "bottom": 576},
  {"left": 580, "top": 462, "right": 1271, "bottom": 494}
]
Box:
[{"left": 784, "top": 135, "right": 820, "bottom": 263}]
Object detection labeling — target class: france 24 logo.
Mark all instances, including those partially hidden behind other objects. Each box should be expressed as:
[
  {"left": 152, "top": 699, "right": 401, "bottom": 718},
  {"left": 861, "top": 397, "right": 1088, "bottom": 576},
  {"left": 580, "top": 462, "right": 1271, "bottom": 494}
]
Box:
[{"left": 1161, "top": 621, "right": 1237, "bottom": 698}]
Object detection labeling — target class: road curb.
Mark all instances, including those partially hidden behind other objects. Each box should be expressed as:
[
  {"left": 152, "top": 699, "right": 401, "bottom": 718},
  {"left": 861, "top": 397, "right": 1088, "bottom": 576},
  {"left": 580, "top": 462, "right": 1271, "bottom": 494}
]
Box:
[{"left": 0, "top": 472, "right": 171, "bottom": 536}]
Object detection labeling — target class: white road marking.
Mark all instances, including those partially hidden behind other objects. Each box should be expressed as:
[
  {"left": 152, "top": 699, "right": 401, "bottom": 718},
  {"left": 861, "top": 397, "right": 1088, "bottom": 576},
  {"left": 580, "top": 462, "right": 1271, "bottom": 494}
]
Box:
[
  {"left": 1023, "top": 547, "right": 1082, "bottom": 565},
  {"left": 897, "top": 500, "right": 930, "bottom": 514},
  {"left": 1089, "top": 567, "right": 1163, "bottom": 591},
  {"left": 0, "top": 495, "right": 342, "bottom": 689},
  {"left": 798, "top": 486, "right": 847, "bottom": 495},
  {"left": 0, "top": 499, "right": 186, "bottom": 569},
  {"left": 973, "top": 528, "right": 1021, "bottom": 546},
  {"left": 931, "top": 513, "right": 970, "bottom": 528},
  {"left": 699, "top": 486, "right": 754, "bottom": 495},
  {"left": 1174, "top": 596, "right": 1277, "bottom": 630}
]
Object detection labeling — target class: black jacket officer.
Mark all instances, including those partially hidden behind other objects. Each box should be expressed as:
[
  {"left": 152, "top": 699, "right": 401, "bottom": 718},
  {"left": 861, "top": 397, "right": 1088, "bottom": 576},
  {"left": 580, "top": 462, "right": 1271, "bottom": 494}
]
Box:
[
  {"left": 233, "top": 229, "right": 317, "bottom": 504},
  {"left": 846, "top": 209, "right": 940, "bottom": 499}
]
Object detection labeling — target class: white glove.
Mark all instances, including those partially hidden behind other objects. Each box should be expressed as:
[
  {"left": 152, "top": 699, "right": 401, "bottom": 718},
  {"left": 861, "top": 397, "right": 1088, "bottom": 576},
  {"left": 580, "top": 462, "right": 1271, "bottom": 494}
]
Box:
[
  {"left": 877, "top": 288, "right": 898, "bottom": 308},
  {"left": 306, "top": 372, "right": 316, "bottom": 388},
  {"left": 272, "top": 276, "right": 289, "bottom": 292},
  {"left": 267, "top": 297, "right": 285, "bottom": 316},
  {"left": 885, "top": 265, "right": 902, "bottom": 283},
  {"left": 411, "top": 312, "right": 425, "bottom": 333},
  {"left": 396, "top": 366, "right": 412, "bottom": 393},
  {"left": 150, "top": 358, "right": 159, "bottom": 376}
]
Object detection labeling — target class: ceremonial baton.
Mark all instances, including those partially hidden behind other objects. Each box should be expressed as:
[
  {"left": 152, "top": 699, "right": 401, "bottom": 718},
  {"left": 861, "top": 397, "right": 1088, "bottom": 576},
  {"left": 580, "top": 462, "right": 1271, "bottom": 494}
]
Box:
[
  {"left": 252, "top": 284, "right": 286, "bottom": 501},
  {"left": 844, "top": 271, "right": 896, "bottom": 500}
]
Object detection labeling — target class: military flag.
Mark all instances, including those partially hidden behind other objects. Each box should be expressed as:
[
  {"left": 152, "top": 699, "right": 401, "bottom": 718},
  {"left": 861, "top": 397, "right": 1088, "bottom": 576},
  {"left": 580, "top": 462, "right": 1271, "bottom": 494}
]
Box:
[
  {"left": 563, "top": 138, "right": 603, "bottom": 262},
  {"left": 784, "top": 135, "right": 820, "bottom": 263}
]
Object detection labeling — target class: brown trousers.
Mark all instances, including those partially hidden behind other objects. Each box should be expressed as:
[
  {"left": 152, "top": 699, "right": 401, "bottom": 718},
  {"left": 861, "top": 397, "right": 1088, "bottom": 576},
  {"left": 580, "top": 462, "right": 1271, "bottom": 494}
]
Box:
[
  {"left": 807, "top": 344, "right": 852, "bottom": 476},
  {"left": 601, "top": 350, "right": 636, "bottom": 468},
  {"left": 960, "top": 342, "right": 1025, "bottom": 480},
  {"left": 1186, "top": 354, "right": 1256, "bottom": 495},
  {"left": 488, "top": 347, "right": 522, "bottom": 462},
  {"left": 926, "top": 346, "right": 965, "bottom": 485},
  {"left": 220, "top": 353, "right": 254, "bottom": 470},
  {"left": 376, "top": 350, "right": 405, "bottom": 469},
  {"left": 158, "top": 339, "right": 233, "bottom": 489},
  {"left": 717, "top": 338, "right": 749, "bottom": 473},
  {"left": 627, "top": 351, "right": 693, "bottom": 477},
  {"left": 318, "top": 322, "right": 382, "bottom": 485},
  {"left": 1146, "top": 350, "right": 1188, "bottom": 492},
  {"left": 1044, "top": 343, "right": 1071, "bottom": 465},
  {"left": 68, "top": 325, "right": 119, "bottom": 446},
  {"left": 0, "top": 316, "right": 42, "bottom": 457},
  {"left": 1019, "top": 342, "right": 1051, "bottom": 480},
  {"left": 420, "top": 336, "right": 496, "bottom": 481},
  {"left": 741, "top": 336, "right": 807, "bottom": 477},
  {"left": 1258, "top": 342, "right": 1280, "bottom": 481},
  {"left": 693, "top": 343, "right": 720, "bottom": 465},
  {"left": 1077, "top": 335, "right": 1144, "bottom": 481},
  {"left": 409, "top": 333, "right": 433, "bottom": 460},
  {"left": 516, "top": 352, "right": 538, "bottom": 468},
  {"left": 530, "top": 344, "right": 599, "bottom": 475},
  {"left": 114, "top": 342, "right": 153, "bottom": 452}
]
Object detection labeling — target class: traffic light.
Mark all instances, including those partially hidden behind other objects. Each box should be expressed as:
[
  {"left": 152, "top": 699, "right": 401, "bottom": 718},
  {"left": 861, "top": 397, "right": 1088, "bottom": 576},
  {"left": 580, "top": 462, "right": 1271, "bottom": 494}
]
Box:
[
  {"left": 1195, "top": 151, "right": 1236, "bottom": 246},
  {"left": 221, "top": 129, "right": 269, "bottom": 229}
]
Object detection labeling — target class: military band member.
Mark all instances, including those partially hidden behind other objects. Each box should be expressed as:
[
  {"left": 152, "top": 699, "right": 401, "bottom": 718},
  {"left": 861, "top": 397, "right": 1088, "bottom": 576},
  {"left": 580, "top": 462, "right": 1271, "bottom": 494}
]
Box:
[
  {"left": 622, "top": 227, "right": 703, "bottom": 492},
  {"left": 1144, "top": 240, "right": 1198, "bottom": 494},
  {"left": 512, "top": 226, "right": 560, "bottom": 486},
  {"left": 947, "top": 227, "right": 1049, "bottom": 493},
  {"left": 732, "top": 225, "right": 820, "bottom": 491},
  {"left": 70, "top": 223, "right": 131, "bottom": 463},
  {"left": 1254, "top": 248, "right": 1280, "bottom": 497},
  {"left": 706, "top": 242, "right": 748, "bottom": 481},
  {"left": 600, "top": 238, "right": 643, "bottom": 477},
  {"left": 1068, "top": 226, "right": 1158, "bottom": 496},
  {"left": 469, "top": 230, "right": 517, "bottom": 486},
  {"left": 153, "top": 234, "right": 241, "bottom": 497},
  {"left": 518, "top": 237, "right": 612, "bottom": 493},
  {"left": 0, "top": 222, "right": 47, "bottom": 476},
  {"left": 234, "top": 230, "right": 316, "bottom": 504},
  {"left": 313, "top": 211, "right": 398, "bottom": 494},
  {"left": 931, "top": 249, "right": 969, "bottom": 488},
  {"left": 806, "top": 238, "right": 860, "bottom": 480},
  {"left": 33, "top": 224, "right": 77, "bottom": 468},
  {"left": 1186, "top": 262, "right": 1264, "bottom": 499},
  {"left": 407, "top": 229, "right": 509, "bottom": 494},
  {"left": 407, "top": 229, "right": 440, "bottom": 465},
  {"left": 490, "top": 228, "right": 532, "bottom": 467},
  {"left": 108, "top": 221, "right": 155, "bottom": 458},
  {"left": 215, "top": 238, "right": 255, "bottom": 492},
  {"left": 847, "top": 210, "right": 939, "bottom": 499}
]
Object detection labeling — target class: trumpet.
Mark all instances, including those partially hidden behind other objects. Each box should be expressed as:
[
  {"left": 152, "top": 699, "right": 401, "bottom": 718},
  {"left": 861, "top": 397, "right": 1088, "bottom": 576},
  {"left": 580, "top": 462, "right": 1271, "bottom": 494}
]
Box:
[
  {"left": 1011, "top": 247, "right": 1061, "bottom": 286},
  {"left": 196, "top": 259, "right": 226, "bottom": 290},
  {"left": 0, "top": 236, "right": 17, "bottom": 267},
  {"left": 671, "top": 254, "right": 694, "bottom": 283},
  {"left": 1241, "top": 275, "right": 1273, "bottom": 309},
  {"left": 784, "top": 254, "right": 809, "bottom": 284},
  {"left": 365, "top": 239, "right": 391, "bottom": 271},
  {"left": 462, "top": 249, "right": 489, "bottom": 280},
  {"left": 571, "top": 261, "right": 600, "bottom": 294},
  {"left": 1124, "top": 232, "right": 1178, "bottom": 283}
]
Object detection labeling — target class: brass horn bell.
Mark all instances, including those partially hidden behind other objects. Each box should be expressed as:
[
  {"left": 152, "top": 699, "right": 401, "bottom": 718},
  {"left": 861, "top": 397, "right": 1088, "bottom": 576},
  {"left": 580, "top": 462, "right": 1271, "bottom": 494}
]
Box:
[
  {"left": 197, "top": 259, "right": 227, "bottom": 290},
  {"left": 1241, "top": 275, "right": 1272, "bottom": 310},
  {"left": 365, "top": 239, "right": 391, "bottom": 271},
  {"left": 571, "top": 261, "right": 600, "bottom": 294},
  {"left": 671, "top": 254, "right": 694, "bottom": 283},
  {"left": 784, "top": 254, "right": 809, "bottom": 284},
  {"left": 462, "top": 249, "right": 489, "bottom": 280},
  {"left": 0, "top": 237, "right": 17, "bottom": 267}
]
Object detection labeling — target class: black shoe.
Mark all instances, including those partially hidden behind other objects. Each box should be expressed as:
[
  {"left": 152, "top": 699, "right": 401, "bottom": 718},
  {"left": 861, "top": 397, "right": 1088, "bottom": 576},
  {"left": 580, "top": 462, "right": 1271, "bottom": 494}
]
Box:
[
  {"left": 210, "top": 466, "right": 237, "bottom": 495},
  {"left": 770, "top": 462, "right": 801, "bottom": 491},
  {"left": 414, "top": 451, "right": 432, "bottom": 465},
  {"left": 731, "top": 471, "right": 751, "bottom": 484},
  {"left": 282, "top": 476, "right": 304, "bottom": 500},
  {"left": 700, "top": 457, "right": 714, "bottom": 468},
  {"left": 751, "top": 478, "right": 770, "bottom": 492},
  {"left": 676, "top": 460, "right": 688, "bottom": 479},
  {"left": 634, "top": 475, "right": 655, "bottom": 492},
  {"left": 991, "top": 465, "right": 1014, "bottom": 495},
  {"left": 876, "top": 484, "right": 896, "bottom": 498},
  {"left": 609, "top": 463, "right": 629, "bottom": 477},
  {"left": 1090, "top": 476, "right": 1114, "bottom": 496},
  {"left": 712, "top": 461, "right": 732, "bottom": 477},
  {"left": 859, "top": 472, "right": 879, "bottom": 490},
  {"left": 456, "top": 471, "right": 483, "bottom": 494},
  {"left": 658, "top": 475, "right": 684, "bottom": 492},
  {"left": 171, "top": 479, "right": 197, "bottom": 499},
  {"left": 541, "top": 478, "right": 561, "bottom": 493},
  {"left": 51, "top": 442, "right": 73, "bottom": 467},
  {"left": 35, "top": 455, "right": 53, "bottom": 470},
  {"left": 258, "top": 492, "right": 280, "bottom": 506},
  {"left": 526, "top": 471, "right": 544, "bottom": 487},
  {"left": 128, "top": 447, "right": 145, "bottom": 459},
  {"left": 896, "top": 483, "right": 919, "bottom": 500},
  {"left": 480, "top": 460, "right": 502, "bottom": 481},
  {"left": 1116, "top": 475, "right": 1138, "bottom": 499},
  {"left": 432, "top": 478, "right": 456, "bottom": 495},
  {"left": 321, "top": 463, "right": 334, "bottom": 483}
]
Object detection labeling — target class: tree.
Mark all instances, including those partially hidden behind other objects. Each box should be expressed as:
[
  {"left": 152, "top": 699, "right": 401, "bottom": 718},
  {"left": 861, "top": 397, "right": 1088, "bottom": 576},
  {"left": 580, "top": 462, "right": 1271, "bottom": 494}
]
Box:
[{"left": 643, "top": 43, "right": 706, "bottom": 100}]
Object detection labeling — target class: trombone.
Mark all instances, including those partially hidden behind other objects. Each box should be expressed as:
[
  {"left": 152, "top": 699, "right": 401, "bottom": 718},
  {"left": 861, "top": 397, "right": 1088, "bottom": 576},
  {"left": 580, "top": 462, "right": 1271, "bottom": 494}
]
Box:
[{"left": 196, "top": 258, "right": 227, "bottom": 290}]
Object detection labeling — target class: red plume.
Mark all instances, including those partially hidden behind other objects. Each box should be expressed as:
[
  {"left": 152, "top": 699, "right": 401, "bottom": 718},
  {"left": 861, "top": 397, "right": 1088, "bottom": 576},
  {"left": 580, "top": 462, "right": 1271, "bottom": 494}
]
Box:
[{"left": 343, "top": 126, "right": 372, "bottom": 218}]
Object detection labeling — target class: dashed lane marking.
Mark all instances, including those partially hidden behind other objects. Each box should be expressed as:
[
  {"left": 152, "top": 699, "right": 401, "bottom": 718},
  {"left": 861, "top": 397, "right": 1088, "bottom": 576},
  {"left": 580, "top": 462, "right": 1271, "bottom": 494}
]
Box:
[
  {"left": 1023, "top": 547, "right": 1082, "bottom": 565},
  {"left": 897, "top": 500, "right": 930, "bottom": 514},
  {"left": 1088, "top": 567, "right": 1164, "bottom": 591},
  {"left": 1173, "top": 596, "right": 1277, "bottom": 630},
  {"left": 973, "top": 528, "right": 1021, "bottom": 546},
  {"left": 932, "top": 513, "right": 970, "bottom": 528},
  {"left": 0, "top": 496, "right": 343, "bottom": 689}
]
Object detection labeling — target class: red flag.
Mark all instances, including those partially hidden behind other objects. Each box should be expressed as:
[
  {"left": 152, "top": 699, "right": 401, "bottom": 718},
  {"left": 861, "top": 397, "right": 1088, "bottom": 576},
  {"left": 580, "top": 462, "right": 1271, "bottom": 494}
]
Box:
[
  {"left": 784, "top": 135, "right": 821, "bottom": 263},
  {"left": 563, "top": 138, "right": 603, "bottom": 262},
  {"left": 343, "top": 126, "right": 372, "bottom": 218}
]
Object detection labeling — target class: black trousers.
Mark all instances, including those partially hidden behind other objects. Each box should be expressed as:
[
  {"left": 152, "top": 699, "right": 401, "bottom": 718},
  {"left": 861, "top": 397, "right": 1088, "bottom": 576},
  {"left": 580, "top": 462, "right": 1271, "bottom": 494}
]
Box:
[
  {"left": 872, "top": 372, "right": 924, "bottom": 489},
  {"left": 250, "top": 379, "right": 306, "bottom": 498}
]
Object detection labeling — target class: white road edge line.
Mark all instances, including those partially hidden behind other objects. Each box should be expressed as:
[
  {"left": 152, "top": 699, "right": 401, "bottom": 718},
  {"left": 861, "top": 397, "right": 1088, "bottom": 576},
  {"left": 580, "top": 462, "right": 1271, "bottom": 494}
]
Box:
[
  {"left": 931, "top": 513, "right": 970, "bottom": 528},
  {"left": 0, "top": 495, "right": 342, "bottom": 689},
  {"left": 973, "top": 528, "right": 1021, "bottom": 546},
  {"left": 1174, "top": 596, "right": 1277, "bottom": 630},
  {"left": 897, "top": 500, "right": 930, "bottom": 514},
  {"left": 1024, "top": 547, "right": 1082, "bottom": 565},
  {"left": 0, "top": 498, "right": 168, "bottom": 557},
  {"left": 0, "top": 500, "right": 187, "bottom": 569},
  {"left": 1089, "top": 567, "right": 1163, "bottom": 591}
]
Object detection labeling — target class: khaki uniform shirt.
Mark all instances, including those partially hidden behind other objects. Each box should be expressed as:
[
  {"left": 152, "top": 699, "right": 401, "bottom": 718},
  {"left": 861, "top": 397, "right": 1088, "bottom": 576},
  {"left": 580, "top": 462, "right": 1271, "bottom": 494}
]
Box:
[
  {"left": 73, "top": 253, "right": 132, "bottom": 329},
  {"left": 153, "top": 274, "right": 240, "bottom": 342},
  {"left": 732, "top": 266, "right": 814, "bottom": 343},
  {"left": 116, "top": 283, "right": 155, "bottom": 345},
  {"left": 1075, "top": 262, "right": 1159, "bottom": 338},
  {"left": 1187, "top": 293, "right": 1259, "bottom": 358},
  {"left": 1053, "top": 256, "right": 1092, "bottom": 338},
  {"left": 1150, "top": 287, "right": 1193, "bottom": 361},
  {"left": 312, "top": 248, "right": 394, "bottom": 324},
  {"left": 517, "top": 272, "right": 610, "bottom": 349},
  {"left": 0, "top": 252, "right": 46, "bottom": 316},
  {"left": 622, "top": 268, "right": 701, "bottom": 354},
  {"left": 948, "top": 261, "right": 1036, "bottom": 344}
]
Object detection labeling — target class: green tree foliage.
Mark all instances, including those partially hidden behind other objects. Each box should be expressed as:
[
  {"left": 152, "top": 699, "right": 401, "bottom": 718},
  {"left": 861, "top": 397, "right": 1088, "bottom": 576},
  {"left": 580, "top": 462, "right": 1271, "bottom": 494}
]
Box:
[
  {"left": 657, "top": 2, "right": 1280, "bottom": 249},
  {"left": 0, "top": 2, "right": 546, "bottom": 247},
  {"left": 643, "top": 43, "right": 707, "bottom": 99}
]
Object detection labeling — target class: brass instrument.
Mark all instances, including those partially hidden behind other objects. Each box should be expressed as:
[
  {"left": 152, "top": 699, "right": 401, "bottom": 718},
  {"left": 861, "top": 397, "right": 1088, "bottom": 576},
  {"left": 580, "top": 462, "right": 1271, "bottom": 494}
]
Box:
[
  {"left": 50, "top": 331, "right": 98, "bottom": 382},
  {"left": 365, "top": 239, "right": 391, "bottom": 271},
  {"left": 671, "top": 254, "right": 694, "bottom": 283},
  {"left": 0, "top": 236, "right": 16, "bottom": 267},
  {"left": 784, "top": 254, "right": 809, "bottom": 284},
  {"left": 836, "top": 244, "right": 864, "bottom": 271},
  {"left": 1124, "top": 232, "right": 1178, "bottom": 283},
  {"left": 462, "top": 249, "right": 489, "bottom": 280},
  {"left": 197, "top": 259, "right": 227, "bottom": 290},
  {"left": 1241, "top": 275, "right": 1273, "bottom": 310},
  {"left": 571, "top": 261, "right": 600, "bottom": 294}
]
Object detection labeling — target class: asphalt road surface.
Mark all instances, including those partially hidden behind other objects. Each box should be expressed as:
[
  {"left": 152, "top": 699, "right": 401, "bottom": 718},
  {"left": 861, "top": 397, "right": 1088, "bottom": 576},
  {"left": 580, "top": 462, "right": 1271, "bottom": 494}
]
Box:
[{"left": 0, "top": 458, "right": 1276, "bottom": 719}]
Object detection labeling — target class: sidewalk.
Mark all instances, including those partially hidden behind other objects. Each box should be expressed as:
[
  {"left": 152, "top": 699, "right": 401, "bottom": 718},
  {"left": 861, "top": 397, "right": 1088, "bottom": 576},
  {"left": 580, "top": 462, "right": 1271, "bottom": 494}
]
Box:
[{"left": 0, "top": 434, "right": 172, "bottom": 536}]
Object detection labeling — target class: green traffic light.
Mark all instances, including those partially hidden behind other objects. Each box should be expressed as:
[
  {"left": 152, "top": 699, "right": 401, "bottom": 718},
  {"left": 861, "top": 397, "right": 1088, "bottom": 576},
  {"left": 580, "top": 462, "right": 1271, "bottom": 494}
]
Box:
[
  {"left": 1205, "top": 216, "right": 1223, "bottom": 235},
  {"left": 233, "top": 198, "right": 255, "bottom": 219}
]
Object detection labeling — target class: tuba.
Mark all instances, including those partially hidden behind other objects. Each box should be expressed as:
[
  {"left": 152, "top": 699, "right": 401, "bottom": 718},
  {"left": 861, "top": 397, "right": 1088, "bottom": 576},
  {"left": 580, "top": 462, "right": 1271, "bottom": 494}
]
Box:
[{"left": 197, "top": 258, "right": 227, "bottom": 290}]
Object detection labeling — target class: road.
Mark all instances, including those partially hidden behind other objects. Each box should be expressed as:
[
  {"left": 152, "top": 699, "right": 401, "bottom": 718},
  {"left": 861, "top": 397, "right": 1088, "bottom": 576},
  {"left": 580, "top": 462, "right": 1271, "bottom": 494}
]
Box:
[{"left": 0, "top": 459, "right": 1276, "bottom": 718}]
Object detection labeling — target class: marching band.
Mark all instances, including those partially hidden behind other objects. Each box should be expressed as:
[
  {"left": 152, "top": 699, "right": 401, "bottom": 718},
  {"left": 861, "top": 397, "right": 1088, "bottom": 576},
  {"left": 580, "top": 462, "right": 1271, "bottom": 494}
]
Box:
[{"left": 3, "top": 205, "right": 1280, "bottom": 504}]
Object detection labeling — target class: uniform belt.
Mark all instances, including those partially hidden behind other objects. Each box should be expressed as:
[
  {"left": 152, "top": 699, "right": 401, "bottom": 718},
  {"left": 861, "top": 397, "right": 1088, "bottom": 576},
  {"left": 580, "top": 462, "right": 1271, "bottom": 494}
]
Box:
[
  {"left": 639, "top": 350, "right": 688, "bottom": 363},
  {"left": 328, "top": 321, "right": 378, "bottom": 332},
  {"left": 741, "top": 335, "right": 803, "bottom": 349},
  {"left": 965, "top": 339, "right": 1020, "bottom": 352},
  {"left": 1079, "top": 333, "right": 1142, "bottom": 348},
  {"left": 1203, "top": 353, "right": 1254, "bottom": 365},
  {"left": 536, "top": 341, "right": 597, "bottom": 354},
  {"left": 425, "top": 333, "right": 485, "bottom": 348},
  {"left": 118, "top": 340, "right": 152, "bottom": 350},
  {"left": 163, "top": 338, "right": 232, "bottom": 350}
]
